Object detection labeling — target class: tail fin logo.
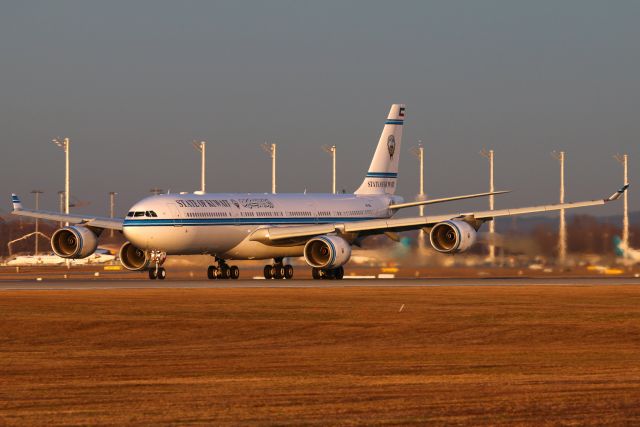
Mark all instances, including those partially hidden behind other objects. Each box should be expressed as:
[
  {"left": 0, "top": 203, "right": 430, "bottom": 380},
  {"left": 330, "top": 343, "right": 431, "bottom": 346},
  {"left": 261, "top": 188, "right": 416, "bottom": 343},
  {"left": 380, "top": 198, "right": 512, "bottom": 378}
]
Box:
[{"left": 387, "top": 135, "right": 396, "bottom": 158}]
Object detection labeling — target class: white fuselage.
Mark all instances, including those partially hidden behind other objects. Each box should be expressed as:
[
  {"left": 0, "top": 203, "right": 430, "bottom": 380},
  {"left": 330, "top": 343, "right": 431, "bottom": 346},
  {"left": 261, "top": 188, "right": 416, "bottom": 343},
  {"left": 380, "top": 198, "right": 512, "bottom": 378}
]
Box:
[{"left": 123, "top": 192, "right": 402, "bottom": 260}]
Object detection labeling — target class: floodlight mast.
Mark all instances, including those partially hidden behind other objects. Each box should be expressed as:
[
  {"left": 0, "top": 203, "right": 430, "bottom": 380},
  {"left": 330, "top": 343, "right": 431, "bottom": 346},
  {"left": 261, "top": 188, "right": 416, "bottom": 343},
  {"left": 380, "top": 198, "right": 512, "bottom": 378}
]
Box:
[
  {"left": 480, "top": 148, "right": 496, "bottom": 264},
  {"left": 322, "top": 145, "right": 337, "bottom": 194},
  {"left": 410, "top": 141, "right": 426, "bottom": 217},
  {"left": 552, "top": 151, "right": 567, "bottom": 265},
  {"left": 30, "top": 190, "right": 43, "bottom": 254},
  {"left": 261, "top": 142, "right": 277, "bottom": 194},
  {"left": 52, "top": 137, "right": 70, "bottom": 225},
  {"left": 108, "top": 192, "right": 117, "bottom": 238},
  {"left": 57, "top": 191, "right": 64, "bottom": 228},
  {"left": 614, "top": 154, "right": 629, "bottom": 247},
  {"left": 192, "top": 141, "right": 206, "bottom": 193},
  {"left": 410, "top": 141, "right": 426, "bottom": 251}
]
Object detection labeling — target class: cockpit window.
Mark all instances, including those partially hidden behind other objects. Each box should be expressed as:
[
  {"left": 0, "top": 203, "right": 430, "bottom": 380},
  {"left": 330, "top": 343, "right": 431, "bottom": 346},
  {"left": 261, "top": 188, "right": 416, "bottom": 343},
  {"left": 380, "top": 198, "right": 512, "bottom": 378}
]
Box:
[{"left": 127, "top": 210, "right": 157, "bottom": 218}]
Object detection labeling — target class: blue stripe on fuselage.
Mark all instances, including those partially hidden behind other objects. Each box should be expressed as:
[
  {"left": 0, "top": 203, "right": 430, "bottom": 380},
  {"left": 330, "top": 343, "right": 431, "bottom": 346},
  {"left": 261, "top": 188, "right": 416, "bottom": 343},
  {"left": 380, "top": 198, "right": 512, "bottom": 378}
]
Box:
[{"left": 123, "top": 216, "right": 380, "bottom": 227}]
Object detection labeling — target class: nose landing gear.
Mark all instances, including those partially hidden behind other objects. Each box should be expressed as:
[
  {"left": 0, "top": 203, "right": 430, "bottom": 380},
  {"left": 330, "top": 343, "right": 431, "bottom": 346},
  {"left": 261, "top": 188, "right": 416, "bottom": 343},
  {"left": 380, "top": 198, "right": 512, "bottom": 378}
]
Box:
[
  {"left": 207, "top": 258, "right": 240, "bottom": 280},
  {"left": 148, "top": 250, "right": 167, "bottom": 280},
  {"left": 264, "top": 258, "right": 294, "bottom": 280}
]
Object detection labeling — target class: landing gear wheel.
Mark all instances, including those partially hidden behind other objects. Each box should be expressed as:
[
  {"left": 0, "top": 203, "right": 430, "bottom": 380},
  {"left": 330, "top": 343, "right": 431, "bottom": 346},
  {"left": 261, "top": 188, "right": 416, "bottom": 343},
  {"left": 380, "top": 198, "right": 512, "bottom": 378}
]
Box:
[
  {"left": 264, "top": 265, "right": 273, "bottom": 279},
  {"left": 207, "top": 265, "right": 217, "bottom": 280},
  {"left": 149, "top": 269, "right": 158, "bottom": 280},
  {"left": 230, "top": 265, "right": 240, "bottom": 280},
  {"left": 219, "top": 266, "right": 230, "bottom": 279},
  {"left": 157, "top": 268, "right": 166, "bottom": 280},
  {"left": 274, "top": 265, "right": 285, "bottom": 280},
  {"left": 312, "top": 267, "right": 321, "bottom": 280},
  {"left": 284, "top": 264, "right": 294, "bottom": 280},
  {"left": 323, "top": 268, "right": 335, "bottom": 280}
]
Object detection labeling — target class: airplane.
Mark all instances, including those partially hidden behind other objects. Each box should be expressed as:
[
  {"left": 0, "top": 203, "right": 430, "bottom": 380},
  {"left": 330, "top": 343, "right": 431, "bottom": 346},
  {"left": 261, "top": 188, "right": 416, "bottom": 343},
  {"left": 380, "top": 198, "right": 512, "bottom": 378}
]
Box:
[
  {"left": 613, "top": 236, "right": 640, "bottom": 265},
  {"left": 4, "top": 249, "right": 116, "bottom": 267},
  {"left": 10, "top": 104, "right": 628, "bottom": 280},
  {"left": 6, "top": 254, "right": 65, "bottom": 266}
]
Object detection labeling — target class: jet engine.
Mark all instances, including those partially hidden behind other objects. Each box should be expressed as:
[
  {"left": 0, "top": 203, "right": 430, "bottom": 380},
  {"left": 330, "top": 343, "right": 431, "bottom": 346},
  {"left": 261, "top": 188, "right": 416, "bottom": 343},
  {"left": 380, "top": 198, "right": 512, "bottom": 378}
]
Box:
[
  {"left": 303, "top": 235, "right": 351, "bottom": 269},
  {"left": 119, "top": 241, "right": 151, "bottom": 271},
  {"left": 429, "top": 220, "right": 477, "bottom": 254},
  {"left": 51, "top": 226, "right": 99, "bottom": 259}
]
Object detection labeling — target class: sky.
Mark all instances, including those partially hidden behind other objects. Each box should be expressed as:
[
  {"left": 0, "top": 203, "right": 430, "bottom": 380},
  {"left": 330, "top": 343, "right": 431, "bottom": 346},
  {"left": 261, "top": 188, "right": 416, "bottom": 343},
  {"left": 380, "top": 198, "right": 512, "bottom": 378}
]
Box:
[{"left": 1, "top": 1, "right": 638, "bottom": 218}]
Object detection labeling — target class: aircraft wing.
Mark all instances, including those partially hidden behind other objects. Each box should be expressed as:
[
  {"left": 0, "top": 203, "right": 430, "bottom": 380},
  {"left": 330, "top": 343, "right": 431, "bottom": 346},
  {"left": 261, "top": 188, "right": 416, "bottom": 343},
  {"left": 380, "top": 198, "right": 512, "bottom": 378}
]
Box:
[
  {"left": 10, "top": 194, "right": 123, "bottom": 230},
  {"left": 250, "top": 185, "right": 628, "bottom": 244}
]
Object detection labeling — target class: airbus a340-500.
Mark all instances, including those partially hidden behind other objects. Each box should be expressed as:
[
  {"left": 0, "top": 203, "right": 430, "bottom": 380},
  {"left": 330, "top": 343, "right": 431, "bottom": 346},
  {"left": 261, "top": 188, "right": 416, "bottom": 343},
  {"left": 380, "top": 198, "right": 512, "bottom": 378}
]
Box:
[{"left": 11, "top": 105, "right": 627, "bottom": 280}]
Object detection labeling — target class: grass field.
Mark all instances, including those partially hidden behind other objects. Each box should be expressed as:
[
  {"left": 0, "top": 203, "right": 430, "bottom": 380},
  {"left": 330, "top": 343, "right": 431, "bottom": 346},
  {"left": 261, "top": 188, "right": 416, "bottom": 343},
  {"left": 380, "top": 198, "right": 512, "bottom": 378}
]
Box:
[{"left": 2, "top": 285, "right": 640, "bottom": 425}]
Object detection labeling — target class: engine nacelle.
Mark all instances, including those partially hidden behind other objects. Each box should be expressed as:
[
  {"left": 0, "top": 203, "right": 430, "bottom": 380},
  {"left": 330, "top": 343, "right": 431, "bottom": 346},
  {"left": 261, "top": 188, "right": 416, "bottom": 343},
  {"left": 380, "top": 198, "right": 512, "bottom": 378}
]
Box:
[
  {"left": 51, "top": 226, "right": 99, "bottom": 259},
  {"left": 303, "top": 235, "right": 351, "bottom": 269},
  {"left": 119, "top": 241, "right": 151, "bottom": 271},
  {"left": 429, "top": 220, "right": 477, "bottom": 254}
]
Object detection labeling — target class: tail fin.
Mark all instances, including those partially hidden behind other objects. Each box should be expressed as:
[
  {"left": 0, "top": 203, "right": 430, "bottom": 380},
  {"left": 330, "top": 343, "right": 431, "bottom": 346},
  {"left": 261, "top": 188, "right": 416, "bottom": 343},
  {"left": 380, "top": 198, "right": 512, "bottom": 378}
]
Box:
[
  {"left": 355, "top": 104, "right": 405, "bottom": 195},
  {"left": 11, "top": 194, "right": 22, "bottom": 211},
  {"left": 613, "top": 235, "right": 626, "bottom": 257}
]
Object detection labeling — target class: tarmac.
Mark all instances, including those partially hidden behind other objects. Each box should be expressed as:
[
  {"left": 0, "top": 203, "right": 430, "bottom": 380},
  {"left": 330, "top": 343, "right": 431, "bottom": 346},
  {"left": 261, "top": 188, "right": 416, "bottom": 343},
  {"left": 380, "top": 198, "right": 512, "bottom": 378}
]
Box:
[{"left": 1, "top": 276, "right": 639, "bottom": 290}]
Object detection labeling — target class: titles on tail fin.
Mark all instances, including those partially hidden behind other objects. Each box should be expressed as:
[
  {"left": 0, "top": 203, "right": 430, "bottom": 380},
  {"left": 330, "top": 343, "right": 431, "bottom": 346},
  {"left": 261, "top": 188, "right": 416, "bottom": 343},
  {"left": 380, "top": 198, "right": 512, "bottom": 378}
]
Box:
[
  {"left": 355, "top": 104, "right": 405, "bottom": 195},
  {"left": 11, "top": 194, "right": 22, "bottom": 211}
]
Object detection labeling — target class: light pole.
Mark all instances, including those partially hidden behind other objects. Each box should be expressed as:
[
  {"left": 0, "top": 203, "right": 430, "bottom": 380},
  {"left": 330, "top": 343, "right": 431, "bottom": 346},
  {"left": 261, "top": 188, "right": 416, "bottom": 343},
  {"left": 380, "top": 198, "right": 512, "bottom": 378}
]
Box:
[
  {"left": 614, "top": 154, "right": 629, "bottom": 247},
  {"left": 410, "top": 141, "right": 426, "bottom": 217},
  {"left": 192, "top": 140, "right": 206, "bottom": 193},
  {"left": 410, "top": 141, "right": 426, "bottom": 251},
  {"left": 52, "top": 138, "right": 70, "bottom": 223},
  {"left": 552, "top": 151, "right": 567, "bottom": 265},
  {"left": 109, "top": 192, "right": 117, "bottom": 238},
  {"left": 322, "top": 145, "right": 337, "bottom": 194},
  {"left": 261, "top": 142, "right": 277, "bottom": 194},
  {"left": 480, "top": 148, "right": 496, "bottom": 264},
  {"left": 58, "top": 191, "right": 65, "bottom": 228},
  {"left": 31, "top": 190, "right": 43, "bottom": 254}
]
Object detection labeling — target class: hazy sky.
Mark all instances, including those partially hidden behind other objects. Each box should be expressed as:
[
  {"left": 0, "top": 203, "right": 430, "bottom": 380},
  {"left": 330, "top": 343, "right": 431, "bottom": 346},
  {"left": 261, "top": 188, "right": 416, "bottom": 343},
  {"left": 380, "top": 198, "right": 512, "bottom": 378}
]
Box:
[{"left": 1, "top": 1, "right": 638, "bottom": 218}]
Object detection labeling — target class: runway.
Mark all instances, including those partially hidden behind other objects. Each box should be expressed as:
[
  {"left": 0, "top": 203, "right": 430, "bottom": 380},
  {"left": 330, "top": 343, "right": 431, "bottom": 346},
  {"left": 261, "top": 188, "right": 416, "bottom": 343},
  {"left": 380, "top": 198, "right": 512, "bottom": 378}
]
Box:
[{"left": 0, "top": 276, "right": 639, "bottom": 290}]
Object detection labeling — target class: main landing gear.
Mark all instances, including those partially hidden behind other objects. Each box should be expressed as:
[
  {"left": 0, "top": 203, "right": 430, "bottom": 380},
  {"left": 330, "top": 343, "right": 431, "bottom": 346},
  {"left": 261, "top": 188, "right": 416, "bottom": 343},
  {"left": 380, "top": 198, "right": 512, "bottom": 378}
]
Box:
[
  {"left": 264, "top": 258, "right": 294, "bottom": 280},
  {"left": 207, "top": 258, "right": 240, "bottom": 280},
  {"left": 311, "top": 266, "right": 344, "bottom": 280}
]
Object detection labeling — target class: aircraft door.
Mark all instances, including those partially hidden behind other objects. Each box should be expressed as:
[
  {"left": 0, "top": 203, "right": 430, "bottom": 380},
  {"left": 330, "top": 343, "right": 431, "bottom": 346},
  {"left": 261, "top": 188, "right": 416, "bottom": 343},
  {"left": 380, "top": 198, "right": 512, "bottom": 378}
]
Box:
[{"left": 166, "top": 203, "right": 182, "bottom": 227}]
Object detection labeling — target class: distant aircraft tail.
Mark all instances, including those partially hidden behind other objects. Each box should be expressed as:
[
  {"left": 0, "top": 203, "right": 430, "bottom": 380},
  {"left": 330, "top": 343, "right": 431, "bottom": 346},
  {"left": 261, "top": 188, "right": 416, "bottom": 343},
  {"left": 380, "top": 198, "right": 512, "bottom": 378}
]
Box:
[
  {"left": 354, "top": 104, "right": 405, "bottom": 195},
  {"left": 613, "top": 235, "right": 627, "bottom": 257},
  {"left": 11, "top": 194, "right": 22, "bottom": 211}
]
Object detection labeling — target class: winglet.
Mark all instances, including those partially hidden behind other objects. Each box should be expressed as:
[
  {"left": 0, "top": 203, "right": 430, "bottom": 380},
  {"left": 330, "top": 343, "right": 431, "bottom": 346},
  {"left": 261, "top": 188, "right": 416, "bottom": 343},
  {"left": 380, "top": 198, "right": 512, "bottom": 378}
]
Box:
[
  {"left": 606, "top": 184, "right": 629, "bottom": 202},
  {"left": 11, "top": 193, "right": 23, "bottom": 211}
]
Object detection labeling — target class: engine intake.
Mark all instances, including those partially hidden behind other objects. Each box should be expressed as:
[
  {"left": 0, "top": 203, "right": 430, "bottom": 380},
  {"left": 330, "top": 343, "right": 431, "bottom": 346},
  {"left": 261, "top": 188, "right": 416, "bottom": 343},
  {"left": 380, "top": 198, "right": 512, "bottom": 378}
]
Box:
[
  {"left": 51, "top": 226, "right": 99, "bottom": 259},
  {"left": 303, "top": 235, "right": 351, "bottom": 269},
  {"left": 119, "top": 241, "right": 151, "bottom": 271},
  {"left": 429, "top": 220, "right": 477, "bottom": 253}
]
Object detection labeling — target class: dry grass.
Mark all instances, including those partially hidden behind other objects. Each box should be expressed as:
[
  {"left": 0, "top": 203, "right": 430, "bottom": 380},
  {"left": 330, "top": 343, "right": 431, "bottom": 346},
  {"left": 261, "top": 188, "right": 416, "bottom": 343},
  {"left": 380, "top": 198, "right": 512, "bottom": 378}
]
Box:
[{"left": 1, "top": 285, "right": 640, "bottom": 425}]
